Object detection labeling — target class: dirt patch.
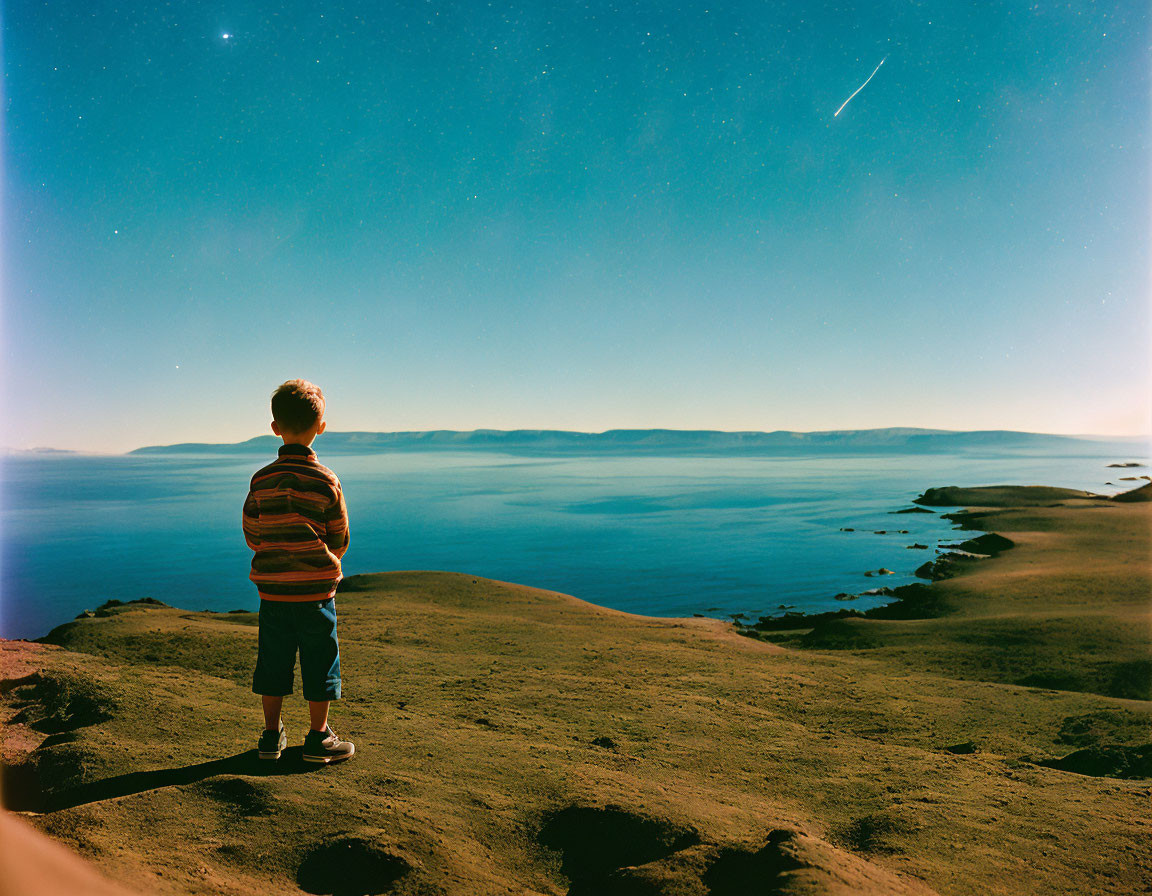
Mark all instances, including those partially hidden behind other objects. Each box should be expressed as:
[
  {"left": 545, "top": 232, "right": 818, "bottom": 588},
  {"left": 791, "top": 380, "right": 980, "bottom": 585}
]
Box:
[
  {"left": 195, "top": 776, "right": 276, "bottom": 816},
  {"left": 1, "top": 672, "right": 114, "bottom": 734},
  {"left": 1057, "top": 710, "right": 1150, "bottom": 747},
  {"left": 1035, "top": 744, "right": 1152, "bottom": 779},
  {"left": 537, "top": 804, "right": 700, "bottom": 890},
  {"left": 296, "top": 836, "right": 412, "bottom": 895},
  {"left": 838, "top": 806, "right": 924, "bottom": 855},
  {"left": 701, "top": 830, "right": 805, "bottom": 895}
]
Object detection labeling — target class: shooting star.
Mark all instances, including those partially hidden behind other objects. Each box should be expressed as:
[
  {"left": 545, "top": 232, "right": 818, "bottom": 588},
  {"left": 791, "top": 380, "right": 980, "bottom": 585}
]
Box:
[{"left": 834, "top": 55, "right": 888, "bottom": 118}]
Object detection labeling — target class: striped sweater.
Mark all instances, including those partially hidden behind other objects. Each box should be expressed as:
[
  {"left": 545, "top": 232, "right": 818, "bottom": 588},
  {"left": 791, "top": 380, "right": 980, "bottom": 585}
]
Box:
[{"left": 242, "top": 443, "right": 350, "bottom": 601}]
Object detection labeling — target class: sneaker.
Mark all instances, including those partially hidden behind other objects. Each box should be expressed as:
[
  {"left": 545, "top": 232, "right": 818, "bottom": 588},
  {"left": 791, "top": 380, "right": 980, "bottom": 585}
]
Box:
[
  {"left": 302, "top": 726, "right": 355, "bottom": 764},
  {"left": 258, "top": 720, "right": 287, "bottom": 760}
]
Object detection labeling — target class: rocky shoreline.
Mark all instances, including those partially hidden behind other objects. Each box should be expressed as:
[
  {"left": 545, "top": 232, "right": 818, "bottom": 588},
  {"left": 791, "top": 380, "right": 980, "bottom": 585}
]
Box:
[{"left": 733, "top": 480, "right": 1150, "bottom": 645}]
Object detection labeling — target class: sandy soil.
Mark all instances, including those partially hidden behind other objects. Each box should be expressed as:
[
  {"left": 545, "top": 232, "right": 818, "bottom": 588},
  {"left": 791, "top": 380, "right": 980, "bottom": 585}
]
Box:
[{"left": 1, "top": 486, "right": 1148, "bottom": 895}]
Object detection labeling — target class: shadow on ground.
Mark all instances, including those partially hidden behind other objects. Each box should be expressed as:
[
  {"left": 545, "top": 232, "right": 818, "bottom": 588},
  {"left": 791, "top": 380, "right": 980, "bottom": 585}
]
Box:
[{"left": 3, "top": 748, "right": 323, "bottom": 813}]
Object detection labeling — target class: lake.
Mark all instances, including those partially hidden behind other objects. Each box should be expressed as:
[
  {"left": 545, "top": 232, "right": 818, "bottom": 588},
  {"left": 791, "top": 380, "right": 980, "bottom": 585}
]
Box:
[{"left": 0, "top": 447, "right": 1143, "bottom": 639}]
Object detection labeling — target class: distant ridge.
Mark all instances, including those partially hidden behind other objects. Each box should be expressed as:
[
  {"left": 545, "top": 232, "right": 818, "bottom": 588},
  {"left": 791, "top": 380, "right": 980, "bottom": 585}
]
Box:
[{"left": 128, "top": 428, "right": 1133, "bottom": 456}]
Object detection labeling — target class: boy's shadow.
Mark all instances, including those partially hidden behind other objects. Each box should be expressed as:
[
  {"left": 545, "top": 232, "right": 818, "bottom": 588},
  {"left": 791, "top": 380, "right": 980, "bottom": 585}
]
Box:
[{"left": 20, "top": 747, "right": 325, "bottom": 813}]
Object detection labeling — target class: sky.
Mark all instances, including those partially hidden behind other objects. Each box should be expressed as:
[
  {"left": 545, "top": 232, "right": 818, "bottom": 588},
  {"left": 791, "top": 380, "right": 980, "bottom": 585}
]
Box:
[{"left": 2, "top": 0, "right": 1149, "bottom": 452}]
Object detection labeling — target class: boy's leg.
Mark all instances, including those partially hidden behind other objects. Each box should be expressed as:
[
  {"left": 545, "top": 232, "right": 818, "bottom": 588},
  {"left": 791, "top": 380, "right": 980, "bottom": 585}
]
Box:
[
  {"left": 297, "top": 598, "right": 340, "bottom": 709},
  {"left": 308, "top": 700, "right": 330, "bottom": 732},
  {"left": 297, "top": 598, "right": 342, "bottom": 719},
  {"left": 263, "top": 695, "right": 285, "bottom": 731},
  {"left": 252, "top": 601, "right": 296, "bottom": 716},
  {"left": 298, "top": 599, "right": 354, "bottom": 763}
]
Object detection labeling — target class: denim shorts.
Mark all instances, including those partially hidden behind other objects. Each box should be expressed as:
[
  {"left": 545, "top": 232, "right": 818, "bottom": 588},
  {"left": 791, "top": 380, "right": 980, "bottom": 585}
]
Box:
[{"left": 252, "top": 598, "right": 342, "bottom": 702}]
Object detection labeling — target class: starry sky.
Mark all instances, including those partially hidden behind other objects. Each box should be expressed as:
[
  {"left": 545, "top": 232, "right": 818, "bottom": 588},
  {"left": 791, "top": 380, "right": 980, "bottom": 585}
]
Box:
[{"left": 3, "top": 1, "right": 1149, "bottom": 452}]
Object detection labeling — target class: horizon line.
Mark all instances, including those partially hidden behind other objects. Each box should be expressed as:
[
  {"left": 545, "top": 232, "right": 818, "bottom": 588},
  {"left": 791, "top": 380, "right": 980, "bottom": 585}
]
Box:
[{"left": 7, "top": 425, "right": 1151, "bottom": 456}]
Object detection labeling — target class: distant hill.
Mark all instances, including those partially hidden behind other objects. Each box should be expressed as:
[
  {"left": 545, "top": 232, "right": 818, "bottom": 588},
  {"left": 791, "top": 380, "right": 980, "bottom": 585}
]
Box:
[{"left": 127, "top": 427, "right": 1136, "bottom": 456}]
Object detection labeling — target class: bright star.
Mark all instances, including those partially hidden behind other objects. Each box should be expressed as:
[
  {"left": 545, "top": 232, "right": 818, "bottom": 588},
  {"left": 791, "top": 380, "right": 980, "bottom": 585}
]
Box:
[{"left": 221, "top": 32, "right": 231, "bottom": 40}]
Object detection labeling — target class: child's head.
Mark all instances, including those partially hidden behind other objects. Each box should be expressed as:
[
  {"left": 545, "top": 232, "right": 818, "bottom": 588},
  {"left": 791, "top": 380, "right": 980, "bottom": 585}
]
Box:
[{"left": 270, "top": 379, "right": 327, "bottom": 444}]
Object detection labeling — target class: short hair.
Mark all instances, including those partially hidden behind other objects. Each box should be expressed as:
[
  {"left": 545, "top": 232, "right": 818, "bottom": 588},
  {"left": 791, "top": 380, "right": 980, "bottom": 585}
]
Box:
[{"left": 271, "top": 379, "right": 325, "bottom": 433}]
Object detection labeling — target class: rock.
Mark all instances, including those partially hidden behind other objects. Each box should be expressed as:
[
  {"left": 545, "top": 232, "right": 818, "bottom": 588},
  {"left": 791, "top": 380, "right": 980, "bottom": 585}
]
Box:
[
  {"left": 873, "top": 530, "right": 888, "bottom": 535},
  {"left": 877, "top": 568, "right": 895, "bottom": 575},
  {"left": 906, "top": 543, "right": 929, "bottom": 550},
  {"left": 840, "top": 527, "right": 856, "bottom": 532},
  {"left": 891, "top": 506, "right": 935, "bottom": 514},
  {"left": 860, "top": 588, "right": 895, "bottom": 596},
  {"left": 1106, "top": 462, "right": 1144, "bottom": 467},
  {"left": 834, "top": 593, "right": 858, "bottom": 601},
  {"left": 915, "top": 553, "right": 981, "bottom": 581},
  {"left": 863, "top": 571, "right": 874, "bottom": 577}
]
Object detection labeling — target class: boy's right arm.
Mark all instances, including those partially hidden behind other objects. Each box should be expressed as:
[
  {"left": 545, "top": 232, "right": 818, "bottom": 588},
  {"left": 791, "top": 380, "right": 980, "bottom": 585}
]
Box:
[{"left": 242, "top": 490, "right": 261, "bottom": 551}]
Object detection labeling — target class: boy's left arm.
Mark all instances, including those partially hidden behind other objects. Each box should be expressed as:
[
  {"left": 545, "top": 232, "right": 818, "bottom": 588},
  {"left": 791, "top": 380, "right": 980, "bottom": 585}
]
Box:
[{"left": 325, "top": 483, "right": 350, "bottom": 559}]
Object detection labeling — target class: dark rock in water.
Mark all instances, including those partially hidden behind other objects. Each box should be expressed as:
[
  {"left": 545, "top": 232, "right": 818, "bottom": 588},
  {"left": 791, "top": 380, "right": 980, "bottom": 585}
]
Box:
[
  {"left": 228, "top": 609, "right": 250, "bottom": 614},
  {"left": 1106, "top": 462, "right": 1144, "bottom": 467},
  {"left": 861, "top": 588, "right": 895, "bottom": 596},
  {"left": 1112, "top": 481, "right": 1152, "bottom": 503},
  {"left": 839, "top": 527, "right": 855, "bottom": 532},
  {"left": 915, "top": 553, "right": 980, "bottom": 581},
  {"left": 891, "top": 506, "right": 935, "bottom": 514},
  {"left": 591, "top": 736, "right": 617, "bottom": 750},
  {"left": 863, "top": 571, "right": 873, "bottom": 577},
  {"left": 906, "top": 544, "right": 929, "bottom": 550},
  {"left": 833, "top": 593, "right": 858, "bottom": 601},
  {"left": 748, "top": 582, "right": 947, "bottom": 634},
  {"left": 692, "top": 613, "right": 704, "bottom": 617},
  {"left": 872, "top": 530, "right": 888, "bottom": 535},
  {"left": 753, "top": 608, "right": 862, "bottom": 631},
  {"left": 876, "top": 568, "right": 895, "bottom": 575},
  {"left": 897, "top": 530, "right": 909, "bottom": 534},
  {"left": 945, "top": 741, "right": 977, "bottom": 754},
  {"left": 1034, "top": 744, "right": 1152, "bottom": 779}
]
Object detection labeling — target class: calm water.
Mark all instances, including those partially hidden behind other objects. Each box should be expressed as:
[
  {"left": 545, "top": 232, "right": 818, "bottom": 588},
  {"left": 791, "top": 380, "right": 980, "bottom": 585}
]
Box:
[{"left": 1, "top": 448, "right": 1143, "bottom": 639}]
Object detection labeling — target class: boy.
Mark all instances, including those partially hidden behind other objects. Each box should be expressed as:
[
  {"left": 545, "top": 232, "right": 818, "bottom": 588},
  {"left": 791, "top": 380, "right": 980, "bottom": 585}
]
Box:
[{"left": 242, "top": 379, "right": 355, "bottom": 764}]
